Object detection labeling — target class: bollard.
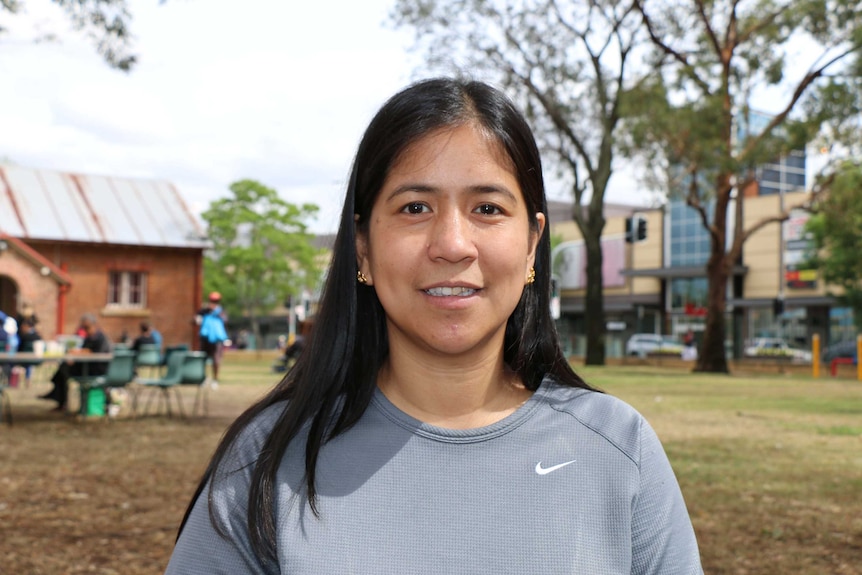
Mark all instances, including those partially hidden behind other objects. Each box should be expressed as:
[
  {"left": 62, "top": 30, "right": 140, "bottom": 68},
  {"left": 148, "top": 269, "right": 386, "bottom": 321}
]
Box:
[
  {"left": 812, "top": 334, "right": 820, "bottom": 379},
  {"left": 858, "top": 335, "right": 862, "bottom": 382}
]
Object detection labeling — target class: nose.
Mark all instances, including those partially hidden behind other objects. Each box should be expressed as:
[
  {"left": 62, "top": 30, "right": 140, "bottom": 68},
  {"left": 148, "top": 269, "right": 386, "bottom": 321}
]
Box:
[{"left": 426, "top": 207, "right": 478, "bottom": 263}]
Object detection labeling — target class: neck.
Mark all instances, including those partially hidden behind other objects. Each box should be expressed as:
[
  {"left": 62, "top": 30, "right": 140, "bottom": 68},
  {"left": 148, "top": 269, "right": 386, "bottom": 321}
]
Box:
[{"left": 377, "top": 344, "right": 532, "bottom": 430}]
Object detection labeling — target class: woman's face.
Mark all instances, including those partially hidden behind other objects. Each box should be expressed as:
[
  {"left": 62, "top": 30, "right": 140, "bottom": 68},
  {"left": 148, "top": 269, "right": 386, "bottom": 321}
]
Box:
[{"left": 356, "top": 123, "right": 545, "bottom": 360}]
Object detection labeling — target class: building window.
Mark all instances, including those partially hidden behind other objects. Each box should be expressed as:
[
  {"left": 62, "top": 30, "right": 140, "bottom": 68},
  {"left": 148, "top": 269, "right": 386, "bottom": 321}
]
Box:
[
  {"left": 669, "top": 200, "right": 712, "bottom": 267},
  {"left": 670, "top": 277, "right": 709, "bottom": 312},
  {"left": 108, "top": 271, "right": 147, "bottom": 308}
]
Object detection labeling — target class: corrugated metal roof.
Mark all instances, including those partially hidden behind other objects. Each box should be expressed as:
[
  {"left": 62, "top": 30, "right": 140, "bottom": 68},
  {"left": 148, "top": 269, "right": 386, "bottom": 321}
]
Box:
[{"left": 0, "top": 164, "right": 209, "bottom": 248}]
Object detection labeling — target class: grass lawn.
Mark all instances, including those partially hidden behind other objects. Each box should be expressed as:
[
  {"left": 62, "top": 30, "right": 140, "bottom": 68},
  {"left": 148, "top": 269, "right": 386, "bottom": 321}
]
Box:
[{"left": 1, "top": 356, "right": 860, "bottom": 574}]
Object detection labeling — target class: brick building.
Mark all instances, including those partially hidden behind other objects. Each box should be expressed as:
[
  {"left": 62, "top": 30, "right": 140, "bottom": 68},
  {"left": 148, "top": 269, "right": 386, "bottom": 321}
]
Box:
[{"left": 0, "top": 165, "right": 208, "bottom": 347}]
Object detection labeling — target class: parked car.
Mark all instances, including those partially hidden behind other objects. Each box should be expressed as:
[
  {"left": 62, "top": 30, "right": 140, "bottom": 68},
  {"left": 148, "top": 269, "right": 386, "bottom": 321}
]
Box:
[
  {"left": 820, "top": 340, "right": 858, "bottom": 363},
  {"left": 743, "top": 338, "right": 812, "bottom": 362},
  {"left": 625, "top": 334, "right": 683, "bottom": 358}
]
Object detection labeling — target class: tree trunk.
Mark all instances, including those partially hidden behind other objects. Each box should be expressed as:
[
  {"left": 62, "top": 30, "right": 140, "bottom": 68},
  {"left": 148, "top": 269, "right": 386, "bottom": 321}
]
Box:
[
  {"left": 251, "top": 314, "right": 263, "bottom": 359},
  {"left": 583, "top": 232, "right": 605, "bottom": 365},
  {"left": 695, "top": 252, "right": 730, "bottom": 373}
]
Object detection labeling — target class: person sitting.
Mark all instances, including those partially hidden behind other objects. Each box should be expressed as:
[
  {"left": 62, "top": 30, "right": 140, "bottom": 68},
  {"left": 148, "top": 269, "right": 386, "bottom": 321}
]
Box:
[
  {"left": 40, "top": 313, "right": 111, "bottom": 412},
  {"left": 16, "top": 302, "right": 38, "bottom": 329},
  {"left": 131, "top": 322, "right": 158, "bottom": 353},
  {"left": 272, "top": 317, "right": 314, "bottom": 373}
]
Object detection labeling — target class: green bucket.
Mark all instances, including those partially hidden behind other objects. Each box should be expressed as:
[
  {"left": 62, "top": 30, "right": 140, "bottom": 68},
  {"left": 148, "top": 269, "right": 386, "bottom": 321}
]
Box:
[{"left": 84, "top": 389, "right": 106, "bottom": 417}]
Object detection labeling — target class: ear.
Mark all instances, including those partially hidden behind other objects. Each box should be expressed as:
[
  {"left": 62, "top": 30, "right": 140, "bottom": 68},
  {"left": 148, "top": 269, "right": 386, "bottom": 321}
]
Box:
[
  {"left": 354, "top": 214, "right": 373, "bottom": 285},
  {"left": 527, "top": 212, "right": 546, "bottom": 269}
]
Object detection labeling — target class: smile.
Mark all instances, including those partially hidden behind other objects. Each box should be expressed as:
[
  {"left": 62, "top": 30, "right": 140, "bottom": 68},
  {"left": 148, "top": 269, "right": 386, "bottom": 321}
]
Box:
[{"left": 424, "top": 287, "right": 477, "bottom": 297}]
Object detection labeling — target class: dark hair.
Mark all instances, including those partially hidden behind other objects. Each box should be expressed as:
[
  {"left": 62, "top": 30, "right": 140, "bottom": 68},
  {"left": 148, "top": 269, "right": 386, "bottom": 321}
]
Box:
[
  {"left": 140, "top": 322, "right": 150, "bottom": 332},
  {"left": 177, "top": 77, "right": 593, "bottom": 564}
]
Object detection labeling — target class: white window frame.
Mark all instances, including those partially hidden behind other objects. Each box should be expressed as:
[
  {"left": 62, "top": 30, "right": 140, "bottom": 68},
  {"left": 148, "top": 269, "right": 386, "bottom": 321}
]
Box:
[{"left": 107, "top": 271, "right": 147, "bottom": 308}]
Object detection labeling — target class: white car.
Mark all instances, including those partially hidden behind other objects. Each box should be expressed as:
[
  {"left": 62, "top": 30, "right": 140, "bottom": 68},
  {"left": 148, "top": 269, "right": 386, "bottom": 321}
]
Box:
[
  {"left": 625, "top": 334, "right": 684, "bottom": 358},
  {"left": 743, "top": 338, "right": 812, "bottom": 362}
]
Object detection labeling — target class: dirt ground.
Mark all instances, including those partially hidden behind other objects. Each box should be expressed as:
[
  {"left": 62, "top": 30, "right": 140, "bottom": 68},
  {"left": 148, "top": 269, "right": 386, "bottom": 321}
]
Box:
[
  {"left": 0, "top": 363, "right": 268, "bottom": 575},
  {"left": 1, "top": 359, "right": 861, "bottom": 574}
]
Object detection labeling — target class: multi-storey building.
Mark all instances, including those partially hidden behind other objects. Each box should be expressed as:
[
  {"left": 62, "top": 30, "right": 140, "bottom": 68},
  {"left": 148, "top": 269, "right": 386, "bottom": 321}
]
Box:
[{"left": 550, "top": 189, "right": 852, "bottom": 359}]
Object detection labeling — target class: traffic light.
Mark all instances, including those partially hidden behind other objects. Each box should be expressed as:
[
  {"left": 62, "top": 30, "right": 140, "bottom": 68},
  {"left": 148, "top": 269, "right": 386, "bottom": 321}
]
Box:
[{"left": 626, "top": 215, "right": 647, "bottom": 243}]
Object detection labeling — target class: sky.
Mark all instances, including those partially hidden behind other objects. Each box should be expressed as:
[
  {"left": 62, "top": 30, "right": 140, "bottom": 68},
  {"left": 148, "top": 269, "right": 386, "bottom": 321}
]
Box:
[
  {"left": 0, "top": 1, "right": 829, "bottom": 235},
  {"left": 0, "top": 0, "right": 431, "bottom": 233}
]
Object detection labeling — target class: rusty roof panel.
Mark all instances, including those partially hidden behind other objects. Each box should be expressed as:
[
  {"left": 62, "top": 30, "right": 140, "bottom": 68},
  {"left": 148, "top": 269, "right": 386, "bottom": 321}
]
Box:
[{"left": 0, "top": 165, "right": 208, "bottom": 248}]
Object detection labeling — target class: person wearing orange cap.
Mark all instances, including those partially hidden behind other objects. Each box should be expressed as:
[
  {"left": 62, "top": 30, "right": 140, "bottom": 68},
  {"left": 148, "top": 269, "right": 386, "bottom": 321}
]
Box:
[{"left": 195, "top": 291, "right": 228, "bottom": 383}]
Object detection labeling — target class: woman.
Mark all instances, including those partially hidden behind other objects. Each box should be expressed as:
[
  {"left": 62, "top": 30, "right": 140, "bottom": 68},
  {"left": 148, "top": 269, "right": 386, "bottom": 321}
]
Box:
[{"left": 166, "top": 78, "right": 702, "bottom": 574}]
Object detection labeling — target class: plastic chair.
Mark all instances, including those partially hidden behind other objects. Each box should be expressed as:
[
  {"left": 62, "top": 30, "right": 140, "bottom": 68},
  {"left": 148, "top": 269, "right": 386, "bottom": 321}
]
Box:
[
  {"left": 178, "top": 351, "right": 209, "bottom": 417},
  {"left": 135, "top": 343, "right": 162, "bottom": 378},
  {"left": 136, "top": 350, "right": 187, "bottom": 417},
  {"left": 160, "top": 344, "right": 189, "bottom": 375},
  {"left": 73, "top": 350, "right": 137, "bottom": 417}
]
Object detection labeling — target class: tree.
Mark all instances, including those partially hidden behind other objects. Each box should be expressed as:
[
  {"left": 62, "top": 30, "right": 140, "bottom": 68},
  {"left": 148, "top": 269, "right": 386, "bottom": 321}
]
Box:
[
  {"left": 202, "top": 179, "right": 322, "bottom": 349},
  {"left": 807, "top": 161, "right": 862, "bottom": 331},
  {"left": 392, "top": 0, "right": 647, "bottom": 365},
  {"left": 629, "top": 0, "right": 862, "bottom": 372},
  {"left": 0, "top": 0, "right": 163, "bottom": 71}
]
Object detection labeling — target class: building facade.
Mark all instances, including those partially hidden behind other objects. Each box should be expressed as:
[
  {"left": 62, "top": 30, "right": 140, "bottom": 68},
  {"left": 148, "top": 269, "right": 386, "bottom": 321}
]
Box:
[
  {"left": 550, "top": 190, "right": 851, "bottom": 359},
  {"left": 0, "top": 165, "right": 208, "bottom": 347}
]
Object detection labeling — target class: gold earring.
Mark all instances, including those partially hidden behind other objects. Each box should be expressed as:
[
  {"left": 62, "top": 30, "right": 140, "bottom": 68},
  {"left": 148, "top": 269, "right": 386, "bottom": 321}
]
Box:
[
  {"left": 357, "top": 270, "right": 368, "bottom": 284},
  {"left": 526, "top": 267, "right": 536, "bottom": 285}
]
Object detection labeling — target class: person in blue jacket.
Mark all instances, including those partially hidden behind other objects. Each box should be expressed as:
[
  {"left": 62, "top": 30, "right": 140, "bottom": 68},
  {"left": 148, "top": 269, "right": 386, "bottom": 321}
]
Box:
[{"left": 195, "top": 292, "right": 228, "bottom": 383}]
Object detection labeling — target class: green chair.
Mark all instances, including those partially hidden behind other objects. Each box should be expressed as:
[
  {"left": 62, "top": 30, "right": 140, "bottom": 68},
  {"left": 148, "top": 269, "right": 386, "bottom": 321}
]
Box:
[
  {"left": 134, "top": 343, "right": 162, "bottom": 378},
  {"left": 160, "top": 344, "right": 189, "bottom": 375},
  {"left": 178, "top": 351, "right": 209, "bottom": 417},
  {"left": 73, "top": 350, "right": 137, "bottom": 417},
  {"left": 136, "top": 350, "right": 187, "bottom": 417}
]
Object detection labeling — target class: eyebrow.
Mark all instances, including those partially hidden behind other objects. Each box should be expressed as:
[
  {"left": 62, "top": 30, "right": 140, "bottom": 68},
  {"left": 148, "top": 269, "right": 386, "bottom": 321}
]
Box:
[{"left": 384, "top": 184, "right": 519, "bottom": 204}]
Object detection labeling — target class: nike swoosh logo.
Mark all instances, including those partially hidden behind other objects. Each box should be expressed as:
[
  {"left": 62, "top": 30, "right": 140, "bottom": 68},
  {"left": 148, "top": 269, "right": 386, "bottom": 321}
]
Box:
[{"left": 535, "top": 460, "right": 577, "bottom": 475}]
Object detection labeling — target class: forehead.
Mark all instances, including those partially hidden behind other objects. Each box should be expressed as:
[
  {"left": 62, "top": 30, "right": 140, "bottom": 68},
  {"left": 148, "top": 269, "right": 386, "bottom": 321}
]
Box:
[{"left": 388, "top": 123, "right": 516, "bottom": 181}]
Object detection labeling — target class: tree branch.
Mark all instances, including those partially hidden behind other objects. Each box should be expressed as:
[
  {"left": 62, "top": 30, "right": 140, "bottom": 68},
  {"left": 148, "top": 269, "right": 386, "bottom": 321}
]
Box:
[
  {"left": 739, "top": 42, "right": 862, "bottom": 162},
  {"left": 633, "top": 0, "right": 712, "bottom": 93}
]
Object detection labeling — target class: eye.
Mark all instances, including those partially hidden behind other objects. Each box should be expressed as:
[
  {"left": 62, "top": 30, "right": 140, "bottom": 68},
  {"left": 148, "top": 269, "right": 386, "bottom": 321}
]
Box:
[
  {"left": 474, "top": 203, "right": 502, "bottom": 215},
  {"left": 401, "top": 202, "right": 430, "bottom": 214}
]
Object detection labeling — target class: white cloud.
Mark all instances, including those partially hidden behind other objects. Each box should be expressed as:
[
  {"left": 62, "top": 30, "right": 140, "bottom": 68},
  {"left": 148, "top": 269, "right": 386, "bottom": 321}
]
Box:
[{"left": 0, "top": 0, "right": 419, "bottom": 233}]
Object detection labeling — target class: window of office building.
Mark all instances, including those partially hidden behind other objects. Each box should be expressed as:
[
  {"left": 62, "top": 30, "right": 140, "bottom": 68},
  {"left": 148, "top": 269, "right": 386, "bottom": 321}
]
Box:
[
  {"left": 757, "top": 150, "right": 806, "bottom": 195},
  {"left": 670, "top": 277, "right": 709, "bottom": 311},
  {"left": 830, "top": 307, "right": 856, "bottom": 343},
  {"left": 108, "top": 271, "right": 147, "bottom": 308},
  {"left": 669, "top": 200, "right": 713, "bottom": 267}
]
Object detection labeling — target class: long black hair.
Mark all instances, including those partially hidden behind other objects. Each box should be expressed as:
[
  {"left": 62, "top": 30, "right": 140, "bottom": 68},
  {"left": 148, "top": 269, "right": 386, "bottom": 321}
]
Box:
[{"left": 177, "top": 77, "right": 595, "bottom": 565}]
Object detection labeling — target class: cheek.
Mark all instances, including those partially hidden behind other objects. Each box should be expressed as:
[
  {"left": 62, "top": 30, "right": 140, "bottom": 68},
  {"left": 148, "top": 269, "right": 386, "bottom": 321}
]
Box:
[
  {"left": 487, "top": 235, "right": 532, "bottom": 270},
  {"left": 368, "top": 235, "right": 416, "bottom": 278}
]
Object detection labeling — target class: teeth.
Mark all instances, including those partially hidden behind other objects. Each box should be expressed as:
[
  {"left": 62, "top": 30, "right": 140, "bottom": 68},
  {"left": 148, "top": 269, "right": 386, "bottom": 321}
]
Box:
[{"left": 425, "top": 286, "right": 476, "bottom": 297}]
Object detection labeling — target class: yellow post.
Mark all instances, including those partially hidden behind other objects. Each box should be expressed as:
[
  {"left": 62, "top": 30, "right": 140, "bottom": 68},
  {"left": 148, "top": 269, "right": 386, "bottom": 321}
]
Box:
[
  {"left": 812, "top": 334, "right": 820, "bottom": 379},
  {"left": 857, "top": 335, "right": 862, "bottom": 382}
]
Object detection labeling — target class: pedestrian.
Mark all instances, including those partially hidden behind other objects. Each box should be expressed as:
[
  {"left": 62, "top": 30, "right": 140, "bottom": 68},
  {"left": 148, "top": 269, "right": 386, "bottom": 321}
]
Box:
[
  {"left": 15, "top": 319, "right": 42, "bottom": 387},
  {"left": 195, "top": 292, "right": 228, "bottom": 383},
  {"left": 166, "top": 78, "right": 703, "bottom": 574}
]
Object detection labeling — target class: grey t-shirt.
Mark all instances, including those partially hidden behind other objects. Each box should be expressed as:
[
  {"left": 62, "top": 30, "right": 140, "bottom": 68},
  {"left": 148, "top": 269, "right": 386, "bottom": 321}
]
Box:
[{"left": 166, "top": 379, "right": 703, "bottom": 574}]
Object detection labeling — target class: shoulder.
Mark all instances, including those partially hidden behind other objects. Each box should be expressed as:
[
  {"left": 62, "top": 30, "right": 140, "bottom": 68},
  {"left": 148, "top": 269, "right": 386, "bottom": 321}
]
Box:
[
  {"left": 217, "top": 401, "right": 291, "bottom": 475},
  {"left": 539, "top": 379, "right": 647, "bottom": 464}
]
